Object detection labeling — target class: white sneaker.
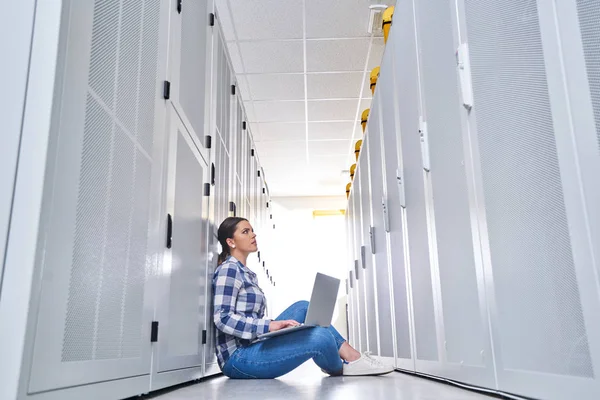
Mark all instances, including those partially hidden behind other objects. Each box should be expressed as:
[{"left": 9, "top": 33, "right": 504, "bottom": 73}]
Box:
[{"left": 342, "top": 352, "right": 395, "bottom": 376}]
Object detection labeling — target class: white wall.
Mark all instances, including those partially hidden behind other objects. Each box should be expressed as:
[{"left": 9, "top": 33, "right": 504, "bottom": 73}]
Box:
[{"left": 260, "top": 196, "right": 348, "bottom": 339}]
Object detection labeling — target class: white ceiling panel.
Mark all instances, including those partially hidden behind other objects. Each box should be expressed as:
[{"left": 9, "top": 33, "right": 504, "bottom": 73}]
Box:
[
  {"left": 256, "top": 141, "right": 307, "bottom": 159},
  {"left": 246, "top": 74, "right": 305, "bottom": 101},
  {"left": 227, "top": 43, "right": 244, "bottom": 73},
  {"left": 308, "top": 121, "right": 354, "bottom": 141},
  {"left": 306, "top": 39, "right": 370, "bottom": 72},
  {"left": 215, "top": 1, "right": 236, "bottom": 41},
  {"left": 306, "top": 72, "right": 364, "bottom": 99},
  {"left": 238, "top": 75, "right": 251, "bottom": 101},
  {"left": 244, "top": 102, "right": 257, "bottom": 122},
  {"left": 258, "top": 122, "right": 306, "bottom": 142},
  {"left": 249, "top": 122, "right": 262, "bottom": 142},
  {"left": 239, "top": 41, "right": 304, "bottom": 74},
  {"left": 368, "top": 38, "right": 386, "bottom": 70},
  {"left": 310, "top": 155, "right": 349, "bottom": 174},
  {"left": 308, "top": 140, "right": 349, "bottom": 156},
  {"left": 307, "top": 99, "right": 371, "bottom": 121},
  {"left": 228, "top": 0, "right": 303, "bottom": 40},
  {"left": 252, "top": 101, "right": 306, "bottom": 122},
  {"left": 362, "top": 73, "right": 373, "bottom": 98},
  {"left": 354, "top": 122, "right": 365, "bottom": 140},
  {"left": 305, "top": 0, "right": 373, "bottom": 39}
]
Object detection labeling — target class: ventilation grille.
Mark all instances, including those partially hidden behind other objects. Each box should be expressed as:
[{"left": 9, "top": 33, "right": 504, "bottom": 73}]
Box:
[
  {"left": 465, "top": 0, "right": 593, "bottom": 378},
  {"left": 62, "top": 0, "right": 159, "bottom": 362},
  {"left": 576, "top": 0, "right": 600, "bottom": 152}
]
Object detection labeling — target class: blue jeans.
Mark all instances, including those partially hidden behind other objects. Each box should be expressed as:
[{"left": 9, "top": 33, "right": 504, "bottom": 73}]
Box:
[{"left": 222, "top": 300, "right": 346, "bottom": 379}]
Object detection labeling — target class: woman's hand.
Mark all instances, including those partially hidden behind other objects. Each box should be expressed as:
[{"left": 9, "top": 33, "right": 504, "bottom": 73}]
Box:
[{"left": 269, "top": 320, "right": 300, "bottom": 332}]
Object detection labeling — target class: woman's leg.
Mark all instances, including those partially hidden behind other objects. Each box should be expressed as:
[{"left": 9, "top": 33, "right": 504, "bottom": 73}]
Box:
[
  {"left": 223, "top": 326, "right": 343, "bottom": 379},
  {"left": 275, "top": 300, "right": 359, "bottom": 361}
]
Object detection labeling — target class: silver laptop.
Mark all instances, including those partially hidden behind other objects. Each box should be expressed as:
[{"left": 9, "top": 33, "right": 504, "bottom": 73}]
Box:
[{"left": 253, "top": 273, "right": 340, "bottom": 342}]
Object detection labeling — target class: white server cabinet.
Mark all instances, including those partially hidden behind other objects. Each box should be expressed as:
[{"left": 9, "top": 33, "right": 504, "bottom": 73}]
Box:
[
  {"left": 453, "top": 0, "right": 600, "bottom": 398},
  {"left": 166, "top": 0, "right": 213, "bottom": 164},
  {"left": 357, "top": 139, "right": 379, "bottom": 355},
  {"left": 378, "top": 35, "right": 415, "bottom": 372},
  {"left": 0, "top": 0, "right": 170, "bottom": 398},
  {"left": 389, "top": 0, "right": 440, "bottom": 368},
  {"left": 347, "top": 192, "right": 359, "bottom": 350},
  {"left": 352, "top": 171, "right": 368, "bottom": 353},
  {"left": 412, "top": 0, "right": 495, "bottom": 387},
  {"left": 365, "top": 94, "right": 395, "bottom": 361},
  {"left": 352, "top": 191, "right": 362, "bottom": 352},
  {"left": 153, "top": 105, "right": 210, "bottom": 389},
  {"left": 0, "top": 1, "right": 36, "bottom": 296},
  {"left": 344, "top": 208, "right": 354, "bottom": 348},
  {"left": 205, "top": 15, "right": 235, "bottom": 378}
]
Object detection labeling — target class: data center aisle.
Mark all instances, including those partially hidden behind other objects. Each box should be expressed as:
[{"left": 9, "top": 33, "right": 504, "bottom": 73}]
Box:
[{"left": 149, "top": 361, "right": 495, "bottom": 400}]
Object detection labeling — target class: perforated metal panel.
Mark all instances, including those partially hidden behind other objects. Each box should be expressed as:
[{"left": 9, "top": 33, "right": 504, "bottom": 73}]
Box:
[
  {"left": 63, "top": 94, "right": 112, "bottom": 362},
  {"left": 394, "top": 2, "right": 439, "bottom": 360},
  {"left": 380, "top": 40, "right": 412, "bottom": 361},
  {"left": 366, "top": 100, "right": 395, "bottom": 358},
  {"left": 63, "top": 0, "right": 158, "bottom": 364},
  {"left": 465, "top": 0, "right": 593, "bottom": 378},
  {"left": 577, "top": 0, "right": 600, "bottom": 151},
  {"left": 29, "top": 0, "right": 160, "bottom": 391},
  {"left": 415, "top": 0, "right": 486, "bottom": 368}
]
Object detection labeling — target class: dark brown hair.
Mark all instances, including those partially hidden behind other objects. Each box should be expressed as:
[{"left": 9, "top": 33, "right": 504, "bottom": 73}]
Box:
[{"left": 217, "top": 217, "right": 248, "bottom": 265}]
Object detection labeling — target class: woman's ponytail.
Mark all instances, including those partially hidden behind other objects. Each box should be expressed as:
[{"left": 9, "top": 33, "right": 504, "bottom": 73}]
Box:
[{"left": 217, "top": 248, "right": 230, "bottom": 265}]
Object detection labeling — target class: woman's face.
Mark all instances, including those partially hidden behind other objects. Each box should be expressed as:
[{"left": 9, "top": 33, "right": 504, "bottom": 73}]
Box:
[{"left": 228, "top": 220, "right": 258, "bottom": 254}]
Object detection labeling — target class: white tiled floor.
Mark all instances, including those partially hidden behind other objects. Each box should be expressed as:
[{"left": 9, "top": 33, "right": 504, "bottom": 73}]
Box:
[{"left": 150, "top": 362, "right": 495, "bottom": 400}]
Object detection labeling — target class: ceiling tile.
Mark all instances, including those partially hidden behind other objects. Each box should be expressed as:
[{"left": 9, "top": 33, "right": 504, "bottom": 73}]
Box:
[
  {"left": 307, "top": 72, "right": 364, "bottom": 99},
  {"left": 258, "top": 122, "right": 306, "bottom": 142},
  {"left": 227, "top": 43, "right": 244, "bottom": 73},
  {"left": 245, "top": 74, "right": 305, "bottom": 101},
  {"left": 238, "top": 76, "right": 251, "bottom": 101},
  {"left": 239, "top": 41, "right": 304, "bottom": 73},
  {"left": 256, "top": 141, "right": 307, "bottom": 159},
  {"left": 308, "top": 121, "right": 355, "bottom": 141},
  {"left": 252, "top": 101, "right": 305, "bottom": 122},
  {"left": 307, "top": 99, "right": 370, "bottom": 121},
  {"left": 354, "top": 122, "right": 365, "bottom": 140},
  {"left": 249, "top": 122, "right": 262, "bottom": 142},
  {"left": 244, "top": 102, "right": 257, "bottom": 122},
  {"left": 215, "top": 0, "right": 236, "bottom": 41},
  {"left": 362, "top": 73, "right": 373, "bottom": 98},
  {"left": 309, "top": 155, "right": 349, "bottom": 174},
  {"left": 368, "top": 37, "right": 385, "bottom": 70},
  {"left": 305, "top": 0, "right": 372, "bottom": 39},
  {"left": 308, "top": 140, "right": 349, "bottom": 156},
  {"left": 306, "top": 39, "right": 370, "bottom": 72},
  {"left": 228, "top": 0, "right": 303, "bottom": 40}
]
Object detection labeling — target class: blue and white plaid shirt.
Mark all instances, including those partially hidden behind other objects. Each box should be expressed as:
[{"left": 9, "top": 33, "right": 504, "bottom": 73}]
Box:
[{"left": 213, "top": 256, "right": 271, "bottom": 369}]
